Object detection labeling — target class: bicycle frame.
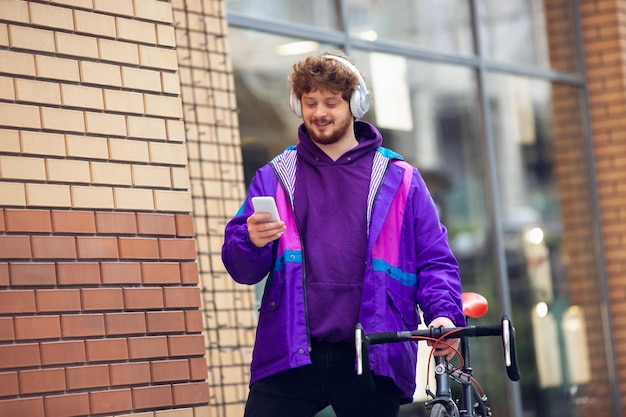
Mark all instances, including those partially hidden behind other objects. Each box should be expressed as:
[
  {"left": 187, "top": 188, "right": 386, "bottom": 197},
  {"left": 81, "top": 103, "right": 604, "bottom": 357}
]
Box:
[{"left": 355, "top": 292, "right": 520, "bottom": 417}]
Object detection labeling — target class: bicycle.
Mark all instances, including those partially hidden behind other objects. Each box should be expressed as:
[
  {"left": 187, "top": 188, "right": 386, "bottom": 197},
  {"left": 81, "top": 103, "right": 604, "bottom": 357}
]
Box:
[{"left": 355, "top": 292, "right": 521, "bottom": 417}]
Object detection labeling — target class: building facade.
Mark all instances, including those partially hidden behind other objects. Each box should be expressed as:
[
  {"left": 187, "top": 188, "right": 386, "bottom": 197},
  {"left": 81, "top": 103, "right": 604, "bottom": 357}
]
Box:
[{"left": 0, "top": 1, "right": 625, "bottom": 417}]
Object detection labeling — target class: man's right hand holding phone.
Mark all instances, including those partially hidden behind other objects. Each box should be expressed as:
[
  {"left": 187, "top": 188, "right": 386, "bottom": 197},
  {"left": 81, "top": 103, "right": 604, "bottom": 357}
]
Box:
[{"left": 247, "top": 213, "right": 285, "bottom": 248}]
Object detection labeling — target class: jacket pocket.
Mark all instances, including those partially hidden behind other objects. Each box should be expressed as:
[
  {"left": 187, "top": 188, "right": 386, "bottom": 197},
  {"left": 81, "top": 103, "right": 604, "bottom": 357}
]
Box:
[{"left": 386, "top": 286, "right": 419, "bottom": 329}]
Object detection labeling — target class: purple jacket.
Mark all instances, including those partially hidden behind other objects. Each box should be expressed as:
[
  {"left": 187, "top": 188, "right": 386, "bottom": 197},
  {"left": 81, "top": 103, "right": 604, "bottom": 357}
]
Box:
[{"left": 222, "top": 143, "right": 465, "bottom": 403}]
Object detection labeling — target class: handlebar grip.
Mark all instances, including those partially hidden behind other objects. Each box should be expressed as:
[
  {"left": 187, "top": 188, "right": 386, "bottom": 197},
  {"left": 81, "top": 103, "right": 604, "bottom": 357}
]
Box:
[{"left": 501, "top": 314, "right": 521, "bottom": 381}]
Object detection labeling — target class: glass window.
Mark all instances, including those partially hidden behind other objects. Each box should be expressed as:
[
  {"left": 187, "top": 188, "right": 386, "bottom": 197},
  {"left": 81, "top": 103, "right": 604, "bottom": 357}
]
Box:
[
  {"left": 225, "top": 0, "right": 339, "bottom": 29},
  {"left": 345, "top": 0, "right": 473, "bottom": 55},
  {"left": 486, "top": 73, "right": 609, "bottom": 416},
  {"left": 477, "top": 0, "right": 578, "bottom": 72}
]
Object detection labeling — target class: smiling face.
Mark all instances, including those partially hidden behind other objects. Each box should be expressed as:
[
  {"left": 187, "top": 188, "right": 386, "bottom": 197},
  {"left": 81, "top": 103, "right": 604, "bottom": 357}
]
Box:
[{"left": 301, "top": 89, "right": 354, "bottom": 146}]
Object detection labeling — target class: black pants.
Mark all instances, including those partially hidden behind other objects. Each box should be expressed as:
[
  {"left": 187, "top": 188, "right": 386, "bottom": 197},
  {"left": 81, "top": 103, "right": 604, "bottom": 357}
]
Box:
[{"left": 243, "top": 340, "right": 402, "bottom": 417}]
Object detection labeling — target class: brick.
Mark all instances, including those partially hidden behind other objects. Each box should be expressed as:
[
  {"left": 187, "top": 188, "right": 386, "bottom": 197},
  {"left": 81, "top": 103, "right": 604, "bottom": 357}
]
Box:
[
  {"left": 172, "top": 382, "right": 210, "bottom": 406},
  {"left": 132, "top": 385, "right": 173, "bottom": 410},
  {"left": 89, "top": 388, "right": 133, "bottom": 415},
  {"left": 0, "top": 398, "right": 44, "bottom": 417},
  {"left": 61, "top": 84, "right": 104, "bottom": 110},
  {"left": 134, "top": 0, "right": 174, "bottom": 23},
  {"left": 66, "top": 364, "right": 109, "bottom": 390},
  {"left": 0, "top": 102, "right": 41, "bottom": 129},
  {"left": 36, "top": 289, "right": 81, "bottom": 312},
  {"left": 51, "top": 210, "right": 96, "bottom": 234},
  {"left": 127, "top": 335, "right": 169, "bottom": 362},
  {"left": 137, "top": 213, "right": 176, "bottom": 235},
  {"left": 95, "top": 211, "right": 137, "bottom": 234},
  {"left": 180, "top": 262, "right": 199, "bottom": 285},
  {"left": 35, "top": 55, "right": 80, "bottom": 82},
  {"left": 4, "top": 209, "right": 51, "bottom": 233},
  {"left": 175, "top": 215, "right": 195, "bottom": 237},
  {"left": 9, "top": 25, "right": 55, "bottom": 52},
  {"left": 26, "top": 183, "right": 72, "bottom": 208},
  {"left": 40, "top": 340, "right": 86, "bottom": 365},
  {"left": 0, "top": 182, "right": 26, "bottom": 206},
  {"left": 10, "top": 263, "right": 56, "bottom": 286},
  {"left": 65, "top": 135, "right": 109, "bottom": 159},
  {"left": 0, "top": 317, "right": 14, "bottom": 341},
  {"left": 79, "top": 61, "right": 122, "bottom": 87},
  {"left": 167, "top": 335, "right": 206, "bottom": 357},
  {"left": 164, "top": 287, "right": 201, "bottom": 309},
  {"left": 141, "top": 262, "right": 180, "bottom": 284},
  {"left": 189, "top": 357, "right": 208, "bottom": 381},
  {"left": 109, "top": 361, "right": 151, "bottom": 386},
  {"left": 55, "top": 32, "right": 99, "bottom": 59},
  {"left": 15, "top": 78, "right": 61, "bottom": 105},
  {"left": 149, "top": 142, "right": 188, "bottom": 165},
  {"left": 161, "top": 71, "right": 181, "bottom": 94},
  {"left": 73, "top": 9, "right": 116, "bottom": 37},
  {"left": 156, "top": 24, "right": 176, "bottom": 47},
  {"left": 121, "top": 66, "right": 162, "bottom": 92},
  {"left": 47, "top": 159, "right": 91, "bottom": 183},
  {"left": 71, "top": 185, "right": 115, "bottom": 209},
  {"left": 0, "top": 372, "right": 19, "bottom": 396},
  {"left": 103, "top": 89, "right": 144, "bottom": 114},
  {"left": 114, "top": 188, "right": 155, "bottom": 211},
  {"left": 127, "top": 115, "right": 167, "bottom": 140},
  {"left": 0, "top": 50, "right": 35, "bottom": 76},
  {"left": 109, "top": 138, "right": 150, "bottom": 162},
  {"left": 90, "top": 161, "right": 132, "bottom": 185},
  {"left": 93, "top": 0, "right": 134, "bottom": 16},
  {"left": 76, "top": 236, "right": 119, "bottom": 259},
  {"left": 85, "top": 111, "right": 127, "bottom": 136},
  {"left": 105, "top": 312, "right": 147, "bottom": 336},
  {"left": 56, "top": 262, "right": 100, "bottom": 285},
  {"left": 81, "top": 288, "right": 124, "bottom": 311},
  {"left": 132, "top": 165, "right": 172, "bottom": 188},
  {"left": 98, "top": 38, "right": 139, "bottom": 65},
  {"left": 0, "top": 343, "right": 41, "bottom": 368},
  {"left": 100, "top": 262, "right": 142, "bottom": 284},
  {"left": 60, "top": 314, "right": 105, "bottom": 338},
  {"left": 31, "top": 236, "right": 77, "bottom": 260},
  {"left": 1, "top": 0, "right": 29, "bottom": 23},
  {"left": 159, "top": 238, "right": 197, "bottom": 260},
  {"left": 19, "top": 367, "right": 66, "bottom": 394},
  {"left": 152, "top": 359, "right": 190, "bottom": 383},
  {"left": 123, "top": 287, "right": 164, "bottom": 310},
  {"left": 171, "top": 167, "right": 190, "bottom": 189},
  {"left": 85, "top": 338, "right": 128, "bottom": 362},
  {"left": 139, "top": 45, "right": 178, "bottom": 70},
  {"left": 118, "top": 237, "right": 159, "bottom": 259},
  {"left": 0, "top": 290, "right": 35, "bottom": 313},
  {"left": 15, "top": 315, "right": 61, "bottom": 340},
  {"left": 44, "top": 393, "right": 89, "bottom": 417},
  {"left": 144, "top": 94, "right": 183, "bottom": 118},
  {"left": 29, "top": 2, "right": 74, "bottom": 31},
  {"left": 20, "top": 131, "right": 66, "bottom": 156},
  {"left": 40, "top": 107, "right": 85, "bottom": 133},
  {"left": 0, "top": 129, "right": 20, "bottom": 152},
  {"left": 0, "top": 155, "right": 45, "bottom": 181},
  {"left": 146, "top": 311, "right": 185, "bottom": 334},
  {"left": 154, "top": 190, "right": 192, "bottom": 212},
  {"left": 0, "top": 75, "right": 14, "bottom": 100},
  {"left": 116, "top": 17, "right": 157, "bottom": 44},
  {"left": 50, "top": 0, "right": 93, "bottom": 9}
]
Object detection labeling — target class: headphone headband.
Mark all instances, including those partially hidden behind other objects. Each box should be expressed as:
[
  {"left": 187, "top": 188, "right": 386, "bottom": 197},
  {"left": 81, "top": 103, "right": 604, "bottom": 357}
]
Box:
[{"left": 289, "top": 54, "right": 371, "bottom": 118}]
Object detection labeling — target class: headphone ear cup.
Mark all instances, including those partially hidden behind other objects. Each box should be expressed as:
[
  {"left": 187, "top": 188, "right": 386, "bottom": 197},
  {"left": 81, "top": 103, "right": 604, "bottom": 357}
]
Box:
[
  {"left": 350, "top": 85, "right": 371, "bottom": 118},
  {"left": 289, "top": 89, "right": 302, "bottom": 118}
]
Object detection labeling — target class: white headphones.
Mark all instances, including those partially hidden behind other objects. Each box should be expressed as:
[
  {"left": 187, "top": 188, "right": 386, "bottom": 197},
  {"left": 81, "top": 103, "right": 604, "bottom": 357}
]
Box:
[{"left": 289, "top": 54, "right": 371, "bottom": 119}]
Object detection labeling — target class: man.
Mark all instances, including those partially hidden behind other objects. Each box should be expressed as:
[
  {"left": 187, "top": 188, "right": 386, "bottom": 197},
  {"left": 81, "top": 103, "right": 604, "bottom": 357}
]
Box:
[{"left": 222, "top": 50, "right": 465, "bottom": 417}]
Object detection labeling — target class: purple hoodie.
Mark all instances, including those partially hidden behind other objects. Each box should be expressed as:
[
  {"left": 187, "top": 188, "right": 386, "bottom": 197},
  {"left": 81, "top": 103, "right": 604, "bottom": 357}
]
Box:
[{"left": 222, "top": 121, "right": 465, "bottom": 403}]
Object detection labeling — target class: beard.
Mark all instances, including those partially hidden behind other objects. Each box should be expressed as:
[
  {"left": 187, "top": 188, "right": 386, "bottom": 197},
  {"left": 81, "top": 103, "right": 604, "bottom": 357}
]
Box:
[{"left": 305, "top": 114, "right": 353, "bottom": 146}]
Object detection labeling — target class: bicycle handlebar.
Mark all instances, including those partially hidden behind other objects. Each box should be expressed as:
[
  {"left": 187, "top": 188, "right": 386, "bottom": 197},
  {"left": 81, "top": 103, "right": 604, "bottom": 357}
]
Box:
[{"left": 355, "top": 314, "right": 520, "bottom": 382}]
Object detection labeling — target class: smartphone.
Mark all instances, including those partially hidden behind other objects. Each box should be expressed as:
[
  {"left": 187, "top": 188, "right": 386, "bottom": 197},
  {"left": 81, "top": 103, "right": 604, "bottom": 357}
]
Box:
[{"left": 251, "top": 196, "right": 281, "bottom": 222}]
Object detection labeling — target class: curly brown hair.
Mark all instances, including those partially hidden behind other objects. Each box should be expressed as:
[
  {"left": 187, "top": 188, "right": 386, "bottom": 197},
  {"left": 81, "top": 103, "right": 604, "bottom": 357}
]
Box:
[{"left": 289, "top": 50, "right": 361, "bottom": 102}]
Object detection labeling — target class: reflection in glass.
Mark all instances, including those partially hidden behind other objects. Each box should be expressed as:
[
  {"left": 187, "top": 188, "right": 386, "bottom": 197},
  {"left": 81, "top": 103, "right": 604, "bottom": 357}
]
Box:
[
  {"left": 486, "top": 74, "right": 604, "bottom": 416},
  {"left": 477, "top": 0, "right": 577, "bottom": 72},
  {"left": 345, "top": 0, "right": 473, "bottom": 55},
  {"left": 225, "top": 0, "right": 339, "bottom": 29}
]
